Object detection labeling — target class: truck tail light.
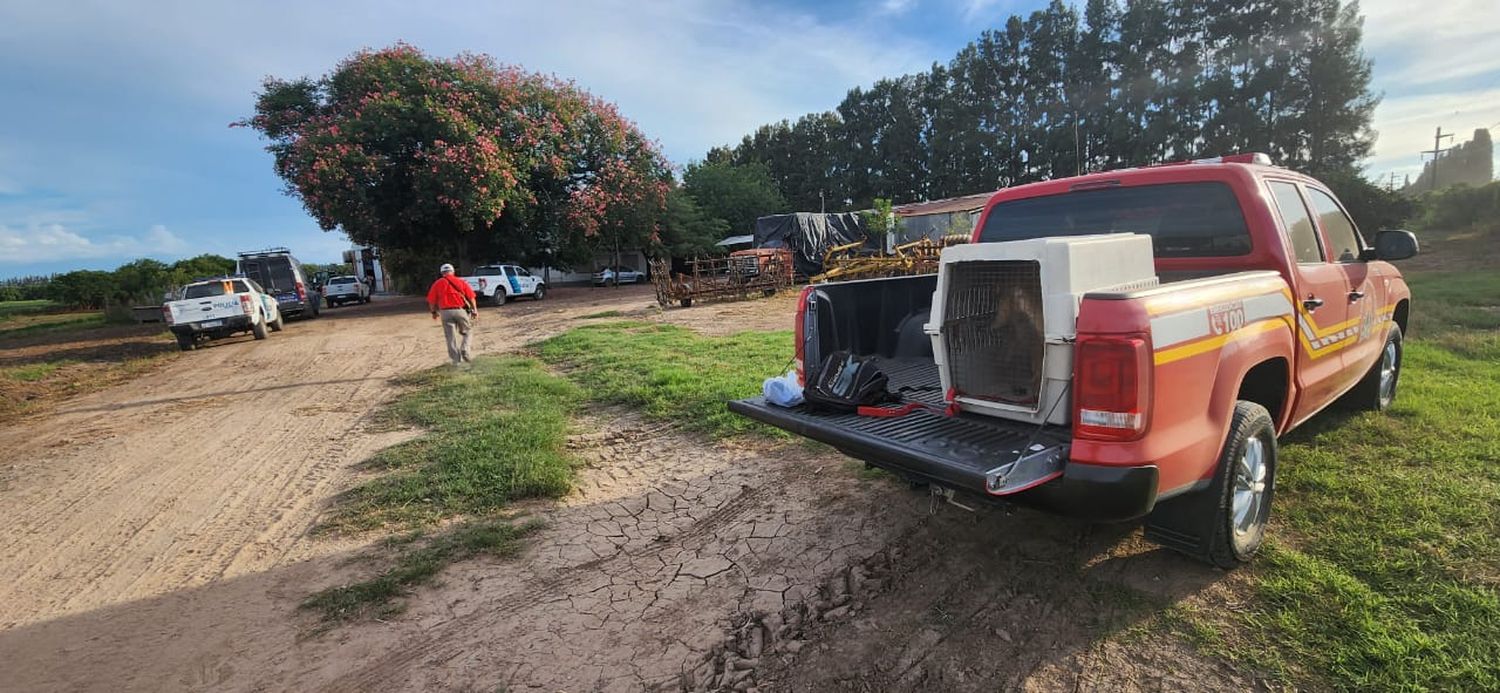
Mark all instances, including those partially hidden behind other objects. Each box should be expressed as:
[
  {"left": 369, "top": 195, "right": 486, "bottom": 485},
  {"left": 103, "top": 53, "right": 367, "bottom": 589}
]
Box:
[
  {"left": 161, "top": 305, "right": 173, "bottom": 325},
  {"left": 240, "top": 294, "right": 253, "bottom": 315},
  {"left": 296, "top": 281, "right": 307, "bottom": 301},
  {"left": 794, "top": 285, "right": 813, "bottom": 385},
  {"left": 1074, "top": 334, "right": 1151, "bottom": 441}
]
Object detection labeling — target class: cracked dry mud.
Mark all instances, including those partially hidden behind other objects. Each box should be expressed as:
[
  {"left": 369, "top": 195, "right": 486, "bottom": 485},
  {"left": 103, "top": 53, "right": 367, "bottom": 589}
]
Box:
[{"left": 0, "top": 285, "right": 1256, "bottom": 692}]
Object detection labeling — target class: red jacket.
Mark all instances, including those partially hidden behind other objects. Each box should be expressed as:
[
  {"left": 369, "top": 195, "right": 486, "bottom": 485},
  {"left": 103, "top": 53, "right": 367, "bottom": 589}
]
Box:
[{"left": 427, "top": 275, "right": 476, "bottom": 310}]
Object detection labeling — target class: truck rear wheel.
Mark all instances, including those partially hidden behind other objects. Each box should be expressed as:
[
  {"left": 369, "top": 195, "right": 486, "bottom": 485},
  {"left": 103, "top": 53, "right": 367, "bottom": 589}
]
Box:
[
  {"left": 1145, "top": 400, "right": 1276, "bottom": 569},
  {"left": 252, "top": 316, "right": 269, "bottom": 340},
  {"left": 493, "top": 291, "right": 508, "bottom": 306},
  {"left": 176, "top": 334, "right": 195, "bottom": 351},
  {"left": 269, "top": 312, "right": 285, "bottom": 332},
  {"left": 1344, "top": 325, "right": 1402, "bottom": 411}
]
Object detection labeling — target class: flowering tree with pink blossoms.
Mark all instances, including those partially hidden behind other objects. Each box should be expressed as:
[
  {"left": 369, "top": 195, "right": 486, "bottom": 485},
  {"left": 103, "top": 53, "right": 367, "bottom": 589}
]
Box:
[{"left": 239, "top": 44, "right": 669, "bottom": 287}]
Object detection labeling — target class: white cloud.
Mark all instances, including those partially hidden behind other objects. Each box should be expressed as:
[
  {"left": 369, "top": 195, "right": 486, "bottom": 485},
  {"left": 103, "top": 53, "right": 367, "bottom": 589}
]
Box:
[
  {"left": 0, "top": 0, "right": 938, "bottom": 164},
  {"left": 880, "top": 0, "right": 918, "bottom": 14},
  {"left": 960, "top": 0, "right": 1017, "bottom": 23},
  {"left": 1361, "top": 0, "right": 1500, "bottom": 89},
  {"left": 0, "top": 222, "right": 187, "bottom": 265},
  {"left": 1361, "top": 0, "right": 1500, "bottom": 180}
]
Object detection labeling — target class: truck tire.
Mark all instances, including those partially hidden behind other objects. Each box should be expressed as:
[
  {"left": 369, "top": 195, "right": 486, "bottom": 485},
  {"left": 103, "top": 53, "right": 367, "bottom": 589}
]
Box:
[
  {"left": 176, "top": 334, "right": 195, "bottom": 351},
  {"left": 1344, "top": 325, "right": 1402, "bottom": 411},
  {"left": 494, "top": 291, "right": 508, "bottom": 306},
  {"left": 252, "top": 315, "right": 269, "bottom": 340},
  {"left": 1145, "top": 400, "right": 1276, "bottom": 569},
  {"left": 269, "top": 312, "right": 285, "bottom": 332},
  {"left": 533, "top": 284, "right": 546, "bottom": 301}
]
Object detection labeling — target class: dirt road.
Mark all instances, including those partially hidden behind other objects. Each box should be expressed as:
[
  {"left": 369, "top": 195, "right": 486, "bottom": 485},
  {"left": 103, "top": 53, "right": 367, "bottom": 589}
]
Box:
[{"left": 0, "top": 286, "right": 1254, "bottom": 692}]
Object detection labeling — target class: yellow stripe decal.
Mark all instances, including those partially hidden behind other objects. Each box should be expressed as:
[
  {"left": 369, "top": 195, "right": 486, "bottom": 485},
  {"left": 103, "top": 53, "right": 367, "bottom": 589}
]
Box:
[{"left": 1154, "top": 318, "right": 1287, "bottom": 365}]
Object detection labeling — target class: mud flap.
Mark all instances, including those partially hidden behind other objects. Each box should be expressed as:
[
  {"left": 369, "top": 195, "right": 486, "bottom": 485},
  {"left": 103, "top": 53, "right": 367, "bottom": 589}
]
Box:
[{"left": 1143, "top": 476, "right": 1221, "bottom": 557}]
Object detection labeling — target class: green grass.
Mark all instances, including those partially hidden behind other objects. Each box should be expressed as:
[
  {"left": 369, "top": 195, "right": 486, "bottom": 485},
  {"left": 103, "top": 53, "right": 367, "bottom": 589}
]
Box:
[
  {"left": 0, "top": 312, "right": 105, "bottom": 337},
  {"left": 0, "top": 299, "right": 59, "bottom": 320},
  {"left": 303, "top": 518, "right": 542, "bottom": 623},
  {"left": 324, "top": 356, "right": 583, "bottom": 532},
  {"left": 578, "top": 309, "right": 624, "bottom": 319},
  {"left": 1, "top": 360, "right": 73, "bottom": 382},
  {"left": 536, "top": 321, "right": 793, "bottom": 438},
  {"left": 1214, "top": 268, "right": 1500, "bottom": 690}
]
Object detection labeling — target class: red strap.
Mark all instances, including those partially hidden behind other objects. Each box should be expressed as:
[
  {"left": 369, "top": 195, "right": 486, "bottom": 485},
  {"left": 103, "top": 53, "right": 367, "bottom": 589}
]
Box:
[
  {"left": 856, "top": 401, "right": 933, "bottom": 417},
  {"left": 854, "top": 388, "right": 964, "bottom": 419},
  {"left": 442, "top": 275, "right": 473, "bottom": 308}
]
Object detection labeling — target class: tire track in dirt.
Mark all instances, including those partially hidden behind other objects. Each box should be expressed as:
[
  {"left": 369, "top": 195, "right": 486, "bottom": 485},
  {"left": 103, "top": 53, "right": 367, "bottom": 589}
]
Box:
[{"left": 303, "top": 411, "right": 905, "bottom": 693}]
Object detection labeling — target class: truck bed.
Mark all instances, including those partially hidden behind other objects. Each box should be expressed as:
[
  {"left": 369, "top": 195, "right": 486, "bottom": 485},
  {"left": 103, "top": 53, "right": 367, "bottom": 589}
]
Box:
[{"left": 730, "top": 356, "right": 1068, "bottom": 497}]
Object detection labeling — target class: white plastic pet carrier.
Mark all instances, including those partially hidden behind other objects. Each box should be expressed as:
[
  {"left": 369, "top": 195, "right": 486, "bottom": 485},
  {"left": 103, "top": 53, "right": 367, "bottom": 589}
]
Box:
[{"left": 925, "top": 234, "right": 1159, "bottom": 425}]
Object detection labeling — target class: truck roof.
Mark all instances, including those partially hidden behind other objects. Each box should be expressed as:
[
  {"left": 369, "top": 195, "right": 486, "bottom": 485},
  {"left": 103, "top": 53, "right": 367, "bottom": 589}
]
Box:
[{"left": 983, "top": 154, "right": 1320, "bottom": 209}]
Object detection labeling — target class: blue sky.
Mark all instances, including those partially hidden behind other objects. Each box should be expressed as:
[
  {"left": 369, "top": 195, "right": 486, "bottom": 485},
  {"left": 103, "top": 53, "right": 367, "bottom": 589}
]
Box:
[{"left": 1, "top": 0, "right": 1496, "bottom": 279}]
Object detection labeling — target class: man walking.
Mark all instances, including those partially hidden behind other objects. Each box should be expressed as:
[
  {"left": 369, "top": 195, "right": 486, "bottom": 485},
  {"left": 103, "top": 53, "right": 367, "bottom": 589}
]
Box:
[{"left": 426, "top": 263, "right": 479, "bottom": 366}]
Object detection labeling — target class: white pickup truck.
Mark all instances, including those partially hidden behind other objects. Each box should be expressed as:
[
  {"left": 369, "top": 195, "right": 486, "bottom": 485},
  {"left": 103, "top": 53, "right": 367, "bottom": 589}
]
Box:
[
  {"left": 463, "top": 264, "right": 546, "bottom": 305},
  {"left": 323, "top": 275, "right": 371, "bottom": 307},
  {"left": 162, "top": 277, "right": 283, "bottom": 351}
]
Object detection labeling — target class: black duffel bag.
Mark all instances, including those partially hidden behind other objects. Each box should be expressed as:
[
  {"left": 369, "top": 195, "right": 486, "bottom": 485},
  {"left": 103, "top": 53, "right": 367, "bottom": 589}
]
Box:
[{"left": 803, "top": 351, "right": 896, "bottom": 413}]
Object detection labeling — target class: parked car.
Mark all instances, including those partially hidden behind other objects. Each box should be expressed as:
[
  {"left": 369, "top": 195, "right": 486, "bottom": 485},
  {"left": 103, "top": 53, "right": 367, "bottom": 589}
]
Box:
[
  {"left": 162, "top": 277, "right": 283, "bottom": 351},
  {"left": 730, "top": 153, "right": 1418, "bottom": 568},
  {"left": 462, "top": 264, "right": 546, "bottom": 305},
  {"left": 323, "top": 275, "right": 371, "bottom": 306},
  {"left": 236, "top": 248, "right": 321, "bottom": 319},
  {"left": 593, "top": 265, "right": 647, "bottom": 286}
]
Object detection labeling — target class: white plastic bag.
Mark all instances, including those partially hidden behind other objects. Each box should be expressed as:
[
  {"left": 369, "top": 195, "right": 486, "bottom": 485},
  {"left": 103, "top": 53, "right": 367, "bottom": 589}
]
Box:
[{"left": 762, "top": 370, "right": 804, "bottom": 408}]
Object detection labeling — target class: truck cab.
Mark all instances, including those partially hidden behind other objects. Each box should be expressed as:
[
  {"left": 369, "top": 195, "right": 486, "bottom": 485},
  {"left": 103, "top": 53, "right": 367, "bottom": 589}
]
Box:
[{"left": 730, "top": 154, "right": 1418, "bottom": 567}]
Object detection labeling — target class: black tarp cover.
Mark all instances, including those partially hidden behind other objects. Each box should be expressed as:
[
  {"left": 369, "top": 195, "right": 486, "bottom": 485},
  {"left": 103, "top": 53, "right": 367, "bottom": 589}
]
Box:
[{"left": 752, "top": 212, "right": 871, "bottom": 276}]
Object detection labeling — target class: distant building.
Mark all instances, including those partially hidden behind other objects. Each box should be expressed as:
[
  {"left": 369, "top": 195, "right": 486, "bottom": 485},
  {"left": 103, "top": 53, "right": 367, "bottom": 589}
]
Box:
[{"left": 892, "top": 191, "right": 994, "bottom": 243}]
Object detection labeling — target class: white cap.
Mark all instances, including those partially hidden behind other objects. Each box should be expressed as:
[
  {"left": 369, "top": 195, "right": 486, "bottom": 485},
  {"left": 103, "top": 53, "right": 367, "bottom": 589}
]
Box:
[{"left": 439, "top": 263, "right": 455, "bottom": 274}]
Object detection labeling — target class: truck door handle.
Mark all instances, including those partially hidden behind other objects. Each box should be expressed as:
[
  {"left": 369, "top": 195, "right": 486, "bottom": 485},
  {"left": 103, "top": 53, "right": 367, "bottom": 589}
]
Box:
[
  {"left": 1302, "top": 297, "right": 1324, "bottom": 312},
  {"left": 1348, "top": 290, "right": 1365, "bottom": 302}
]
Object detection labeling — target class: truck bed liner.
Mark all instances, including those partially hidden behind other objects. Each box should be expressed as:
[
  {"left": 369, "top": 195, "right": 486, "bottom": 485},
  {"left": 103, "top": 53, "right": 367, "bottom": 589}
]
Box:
[{"left": 730, "top": 357, "right": 1068, "bottom": 497}]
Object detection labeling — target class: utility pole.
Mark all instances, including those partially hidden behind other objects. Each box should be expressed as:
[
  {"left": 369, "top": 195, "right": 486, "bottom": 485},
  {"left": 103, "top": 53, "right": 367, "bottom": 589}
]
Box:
[
  {"left": 819, "top": 190, "right": 825, "bottom": 214},
  {"left": 1385, "top": 172, "right": 1400, "bottom": 192},
  {"left": 1073, "top": 110, "right": 1082, "bottom": 176},
  {"left": 1420, "top": 126, "right": 1456, "bottom": 191}
]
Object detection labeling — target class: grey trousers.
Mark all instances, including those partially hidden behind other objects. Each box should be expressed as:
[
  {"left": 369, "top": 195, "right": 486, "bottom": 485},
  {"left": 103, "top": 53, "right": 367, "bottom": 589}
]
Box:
[{"left": 439, "top": 308, "right": 473, "bottom": 365}]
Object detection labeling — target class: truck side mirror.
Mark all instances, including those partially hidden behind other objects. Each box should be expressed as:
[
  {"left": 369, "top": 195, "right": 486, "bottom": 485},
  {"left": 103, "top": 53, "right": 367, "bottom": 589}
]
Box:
[{"left": 1373, "top": 229, "right": 1419, "bottom": 261}]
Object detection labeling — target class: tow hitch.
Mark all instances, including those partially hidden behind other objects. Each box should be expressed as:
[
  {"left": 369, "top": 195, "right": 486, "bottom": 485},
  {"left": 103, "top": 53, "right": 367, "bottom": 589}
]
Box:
[{"left": 930, "top": 486, "right": 977, "bottom": 514}]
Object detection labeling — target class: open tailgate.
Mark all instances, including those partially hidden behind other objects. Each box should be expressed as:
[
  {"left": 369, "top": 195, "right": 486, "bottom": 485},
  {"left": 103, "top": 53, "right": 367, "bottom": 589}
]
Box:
[{"left": 728, "top": 397, "right": 1069, "bottom": 498}]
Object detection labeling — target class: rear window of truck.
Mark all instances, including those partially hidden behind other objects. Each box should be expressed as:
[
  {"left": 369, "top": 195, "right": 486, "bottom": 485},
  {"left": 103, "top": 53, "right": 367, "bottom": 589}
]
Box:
[
  {"left": 241, "top": 258, "right": 296, "bottom": 291},
  {"left": 978, "top": 182, "right": 1252, "bottom": 257},
  {"left": 183, "top": 283, "right": 227, "bottom": 299}
]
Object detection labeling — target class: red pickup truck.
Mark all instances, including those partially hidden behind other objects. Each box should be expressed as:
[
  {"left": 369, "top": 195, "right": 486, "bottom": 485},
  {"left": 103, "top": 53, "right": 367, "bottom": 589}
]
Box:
[{"left": 730, "top": 154, "right": 1419, "bottom": 567}]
